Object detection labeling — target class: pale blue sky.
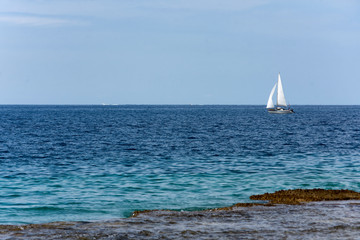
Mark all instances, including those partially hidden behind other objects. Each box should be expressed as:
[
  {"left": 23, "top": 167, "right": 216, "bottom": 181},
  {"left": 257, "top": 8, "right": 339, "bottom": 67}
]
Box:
[{"left": 0, "top": 0, "right": 359, "bottom": 104}]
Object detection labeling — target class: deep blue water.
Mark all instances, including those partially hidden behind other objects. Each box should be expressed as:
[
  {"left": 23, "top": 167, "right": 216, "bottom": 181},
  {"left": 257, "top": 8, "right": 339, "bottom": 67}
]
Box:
[{"left": 0, "top": 105, "right": 360, "bottom": 224}]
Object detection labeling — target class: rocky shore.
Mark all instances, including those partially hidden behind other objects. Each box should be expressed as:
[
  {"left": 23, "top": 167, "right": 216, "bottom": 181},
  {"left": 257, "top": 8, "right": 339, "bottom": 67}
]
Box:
[{"left": 1, "top": 189, "right": 360, "bottom": 239}]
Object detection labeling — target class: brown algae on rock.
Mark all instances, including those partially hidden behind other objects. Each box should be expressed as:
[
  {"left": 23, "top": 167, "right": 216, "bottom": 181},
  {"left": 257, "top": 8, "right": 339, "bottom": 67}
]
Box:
[{"left": 250, "top": 188, "right": 360, "bottom": 204}]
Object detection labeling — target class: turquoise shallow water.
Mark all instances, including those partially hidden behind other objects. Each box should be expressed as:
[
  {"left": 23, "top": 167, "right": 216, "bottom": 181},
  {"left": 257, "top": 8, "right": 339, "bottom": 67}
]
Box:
[{"left": 0, "top": 105, "right": 359, "bottom": 224}]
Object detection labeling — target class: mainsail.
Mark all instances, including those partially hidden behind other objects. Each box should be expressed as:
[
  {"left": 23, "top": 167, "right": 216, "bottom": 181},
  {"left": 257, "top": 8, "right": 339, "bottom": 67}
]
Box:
[
  {"left": 266, "top": 83, "right": 277, "bottom": 109},
  {"left": 276, "top": 73, "right": 287, "bottom": 107}
]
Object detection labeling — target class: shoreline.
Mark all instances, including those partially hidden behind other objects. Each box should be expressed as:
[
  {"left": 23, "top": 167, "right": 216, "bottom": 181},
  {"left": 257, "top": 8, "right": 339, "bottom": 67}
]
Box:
[
  {"left": 131, "top": 188, "right": 360, "bottom": 217},
  {"left": 1, "top": 189, "right": 360, "bottom": 239}
]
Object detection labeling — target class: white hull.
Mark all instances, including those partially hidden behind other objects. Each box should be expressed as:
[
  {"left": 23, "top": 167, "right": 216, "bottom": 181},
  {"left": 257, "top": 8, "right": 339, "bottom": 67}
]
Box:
[{"left": 267, "top": 109, "right": 294, "bottom": 114}]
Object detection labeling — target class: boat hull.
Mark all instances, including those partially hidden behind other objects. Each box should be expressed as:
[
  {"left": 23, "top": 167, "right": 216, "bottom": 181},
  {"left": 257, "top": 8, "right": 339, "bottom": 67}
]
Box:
[{"left": 267, "top": 109, "right": 294, "bottom": 114}]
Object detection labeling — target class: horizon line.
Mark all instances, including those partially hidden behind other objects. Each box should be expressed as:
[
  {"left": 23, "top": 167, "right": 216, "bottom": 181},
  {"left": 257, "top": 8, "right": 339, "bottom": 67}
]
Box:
[{"left": 0, "top": 104, "right": 359, "bottom": 106}]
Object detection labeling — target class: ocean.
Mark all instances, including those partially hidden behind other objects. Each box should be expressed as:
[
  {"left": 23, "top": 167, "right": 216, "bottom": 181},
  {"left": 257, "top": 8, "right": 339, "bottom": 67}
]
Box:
[{"left": 0, "top": 105, "right": 359, "bottom": 225}]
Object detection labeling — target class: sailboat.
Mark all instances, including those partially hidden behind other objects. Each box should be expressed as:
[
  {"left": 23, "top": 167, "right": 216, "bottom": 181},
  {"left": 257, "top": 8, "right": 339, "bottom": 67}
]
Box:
[{"left": 266, "top": 73, "right": 294, "bottom": 114}]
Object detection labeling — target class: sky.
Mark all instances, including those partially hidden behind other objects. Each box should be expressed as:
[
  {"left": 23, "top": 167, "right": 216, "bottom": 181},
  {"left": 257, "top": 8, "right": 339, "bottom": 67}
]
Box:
[{"left": 0, "top": 0, "right": 359, "bottom": 105}]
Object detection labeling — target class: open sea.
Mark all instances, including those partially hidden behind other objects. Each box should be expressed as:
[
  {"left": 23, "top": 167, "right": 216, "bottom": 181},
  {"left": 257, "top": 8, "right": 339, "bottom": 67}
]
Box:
[{"left": 0, "top": 105, "right": 360, "bottom": 225}]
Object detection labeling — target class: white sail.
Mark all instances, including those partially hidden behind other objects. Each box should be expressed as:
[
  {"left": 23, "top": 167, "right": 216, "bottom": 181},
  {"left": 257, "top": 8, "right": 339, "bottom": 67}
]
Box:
[
  {"left": 276, "top": 73, "right": 287, "bottom": 107},
  {"left": 266, "top": 83, "right": 277, "bottom": 109}
]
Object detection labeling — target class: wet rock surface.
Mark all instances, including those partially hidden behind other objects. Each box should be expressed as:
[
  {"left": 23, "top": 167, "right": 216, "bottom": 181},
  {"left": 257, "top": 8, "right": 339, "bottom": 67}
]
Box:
[{"left": 1, "top": 189, "right": 360, "bottom": 240}]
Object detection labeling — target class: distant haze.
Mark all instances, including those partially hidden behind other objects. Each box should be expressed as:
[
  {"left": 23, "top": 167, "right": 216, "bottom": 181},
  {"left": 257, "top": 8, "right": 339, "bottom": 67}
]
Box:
[{"left": 0, "top": 0, "right": 359, "bottom": 105}]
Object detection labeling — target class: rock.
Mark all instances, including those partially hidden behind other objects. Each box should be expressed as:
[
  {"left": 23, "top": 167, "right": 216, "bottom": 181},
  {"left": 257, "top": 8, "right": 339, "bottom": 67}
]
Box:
[{"left": 250, "top": 188, "right": 360, "bottom": 204}]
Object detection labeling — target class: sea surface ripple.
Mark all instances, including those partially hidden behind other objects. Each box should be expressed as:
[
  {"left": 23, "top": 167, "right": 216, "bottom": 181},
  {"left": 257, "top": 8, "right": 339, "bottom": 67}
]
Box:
[{"left": 0, "top": 105, "right": 359, "bottom": 224}]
